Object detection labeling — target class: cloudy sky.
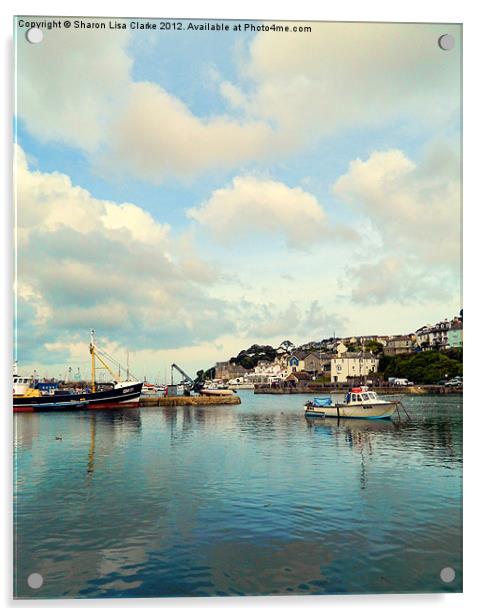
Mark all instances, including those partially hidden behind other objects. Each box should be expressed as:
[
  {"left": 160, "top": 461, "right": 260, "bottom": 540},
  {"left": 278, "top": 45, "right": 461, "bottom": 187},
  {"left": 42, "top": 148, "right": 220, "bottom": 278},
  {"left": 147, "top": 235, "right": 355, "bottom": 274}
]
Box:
[{"left": 14, "top": 19, "right": 461, "bottom": 381}]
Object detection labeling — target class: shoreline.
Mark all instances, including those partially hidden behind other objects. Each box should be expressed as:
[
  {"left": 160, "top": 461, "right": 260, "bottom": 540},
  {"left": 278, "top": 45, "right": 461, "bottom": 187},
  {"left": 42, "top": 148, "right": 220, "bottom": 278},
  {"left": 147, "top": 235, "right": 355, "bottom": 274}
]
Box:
[
  {"left": 140, "top": 395, "right": 241, "bottom": 407},
  {"left": 253, "top": 385, "right": 462, "bottom": 396}
]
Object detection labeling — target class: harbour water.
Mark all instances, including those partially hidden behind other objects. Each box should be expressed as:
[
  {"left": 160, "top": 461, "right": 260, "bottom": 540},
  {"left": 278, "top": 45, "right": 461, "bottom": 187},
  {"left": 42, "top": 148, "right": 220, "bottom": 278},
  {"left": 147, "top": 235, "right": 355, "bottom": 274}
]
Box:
[{"left": 14, "top": 392, "right": 462, "bottom": 598}]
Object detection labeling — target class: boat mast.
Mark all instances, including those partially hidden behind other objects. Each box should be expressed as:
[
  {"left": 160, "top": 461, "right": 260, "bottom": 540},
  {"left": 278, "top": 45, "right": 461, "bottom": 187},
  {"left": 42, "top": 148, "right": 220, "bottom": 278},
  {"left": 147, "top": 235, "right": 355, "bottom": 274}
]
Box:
[{"left": 90, "top": 329, "right": 96, "bottom": 393}]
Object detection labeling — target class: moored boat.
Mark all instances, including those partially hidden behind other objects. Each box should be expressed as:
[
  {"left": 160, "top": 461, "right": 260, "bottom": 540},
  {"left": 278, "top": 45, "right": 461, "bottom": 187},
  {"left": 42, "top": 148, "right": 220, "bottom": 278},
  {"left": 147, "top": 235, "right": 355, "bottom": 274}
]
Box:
[
  {"left": 13, "top": 330, "right": 143, "bottom": 413},
  {"left": 199, "top": 388, "right": 236, "bottom": 396},
  {"left": 304, "top": 386, "right": 399, "bottom": 420}
]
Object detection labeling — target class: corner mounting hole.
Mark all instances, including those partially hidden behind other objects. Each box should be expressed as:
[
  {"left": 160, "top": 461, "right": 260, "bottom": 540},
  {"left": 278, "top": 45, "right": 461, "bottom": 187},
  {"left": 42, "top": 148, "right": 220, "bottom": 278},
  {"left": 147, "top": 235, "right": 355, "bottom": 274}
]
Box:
[
  {"left": 26, "top": 27, "right": 43, "bottom": 44},
  {"left": 27, "top": 572, "right": 43, "bottom": 589},
  {"left": 440, "top": 567, "right": 455, "bottom": 583},
  {"left": 438, "top": 34, "right": 454, "bottom": 51}
]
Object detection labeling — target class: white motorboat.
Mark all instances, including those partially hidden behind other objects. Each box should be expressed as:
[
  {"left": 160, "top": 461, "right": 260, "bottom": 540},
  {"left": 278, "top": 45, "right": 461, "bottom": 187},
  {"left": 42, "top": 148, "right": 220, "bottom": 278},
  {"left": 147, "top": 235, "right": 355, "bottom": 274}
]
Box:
[
  {"left": 304, "top": 386, "right": 399, "bottom": 420},
  {"left": 199, "top": 388, "right": 236, "bottom": 396}
]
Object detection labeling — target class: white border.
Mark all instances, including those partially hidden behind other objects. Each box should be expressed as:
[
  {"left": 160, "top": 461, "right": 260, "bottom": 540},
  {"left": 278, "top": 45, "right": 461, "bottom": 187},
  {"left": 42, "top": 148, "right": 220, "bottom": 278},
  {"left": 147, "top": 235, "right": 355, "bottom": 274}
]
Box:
[{"left": 1, "top": 1, "right": 479, "bottom": 614}]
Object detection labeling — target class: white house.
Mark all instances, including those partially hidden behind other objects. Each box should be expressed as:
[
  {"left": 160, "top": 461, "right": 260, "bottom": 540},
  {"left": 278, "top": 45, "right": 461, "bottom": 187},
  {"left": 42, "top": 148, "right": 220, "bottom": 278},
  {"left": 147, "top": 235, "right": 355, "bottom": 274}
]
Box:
[
  {"left": 244, "top": 357, "right": 289, "bottom": 384},
  {"left": 330, "top": 343, "right": 379, "bottom": 383},
  {"left": 415, "top": 316, "right": 462, "bottom": 350}
]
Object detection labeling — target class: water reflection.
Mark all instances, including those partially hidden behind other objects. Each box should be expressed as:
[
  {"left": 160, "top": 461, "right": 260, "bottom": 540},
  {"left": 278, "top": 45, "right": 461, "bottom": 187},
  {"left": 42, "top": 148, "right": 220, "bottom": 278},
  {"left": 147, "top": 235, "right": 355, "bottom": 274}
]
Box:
[
  {"left": 13, "top": 395, "right": 462, "bottom": 598},
  {"left": 87, "top": 415, "right": 96, "bottom": 475}
]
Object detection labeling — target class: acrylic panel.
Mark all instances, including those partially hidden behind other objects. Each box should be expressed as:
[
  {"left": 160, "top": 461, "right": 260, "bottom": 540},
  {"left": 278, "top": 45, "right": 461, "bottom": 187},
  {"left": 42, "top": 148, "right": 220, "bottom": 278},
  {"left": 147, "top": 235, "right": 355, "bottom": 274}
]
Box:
[{"left": 13, "top": 16, "right": 462, "bottom": 599}]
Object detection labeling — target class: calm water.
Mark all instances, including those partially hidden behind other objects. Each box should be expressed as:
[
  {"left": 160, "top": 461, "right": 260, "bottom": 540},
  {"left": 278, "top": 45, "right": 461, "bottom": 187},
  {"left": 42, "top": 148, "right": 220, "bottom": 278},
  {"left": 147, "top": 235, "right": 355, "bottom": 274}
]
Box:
[{"left": 14, "top": 392, "right": 462, "bottom": 598}]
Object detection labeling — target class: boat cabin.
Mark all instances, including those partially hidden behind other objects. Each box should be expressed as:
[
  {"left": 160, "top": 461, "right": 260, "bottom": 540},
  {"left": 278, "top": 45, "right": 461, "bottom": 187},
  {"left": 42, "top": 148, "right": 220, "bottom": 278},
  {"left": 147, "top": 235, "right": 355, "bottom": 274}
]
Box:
[
  {"left": 345, "top": 387, "right": 379, "bottom": 404},
  {"left": 13, "top": 375, "right": 33, "bottom": 396}
]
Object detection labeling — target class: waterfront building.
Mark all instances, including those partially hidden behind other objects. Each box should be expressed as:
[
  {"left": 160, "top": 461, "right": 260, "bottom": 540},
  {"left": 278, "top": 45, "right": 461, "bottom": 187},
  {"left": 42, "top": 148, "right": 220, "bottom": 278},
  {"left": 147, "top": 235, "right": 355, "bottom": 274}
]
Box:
[
  {"left": 303, "top": 352, "right": 323, "bottom": 375},
  {"left": 447, "top": 322, "right": 463, "bottom": 348},
  {"left": 286, "top": 351, "right": 310, "bottom": 375},
  {"left": 323, "top": 338, "right": 341, "bottom": 352},
  {"left": 431, "top": 319, "right": 452, "bottom": 349},
  {"left": 330, "top": 343, "right": 379, "bottom": 383},
  {"left": 415, "top": 316, "right": 462, "bottom": 351},
  {"left": 342, "top": 335, "right": 388, "bottom": 347},
  {"left": 415, "top": 325, "right": 435, "bottom": 349},
  {"left": 285, "top": 371, "right": 314, "bottom": 385},
  {"left": 384, "top": 335, "right": 415, "bottom": 356},
  {"left": 286, "top": 351, "right": 332, "bottom": 377},
  {"left": 215, "top": 361, "right": 248, "bottom": 381},
  {"left": 242, "top": 358, "right": 289, "bottom": 385}
]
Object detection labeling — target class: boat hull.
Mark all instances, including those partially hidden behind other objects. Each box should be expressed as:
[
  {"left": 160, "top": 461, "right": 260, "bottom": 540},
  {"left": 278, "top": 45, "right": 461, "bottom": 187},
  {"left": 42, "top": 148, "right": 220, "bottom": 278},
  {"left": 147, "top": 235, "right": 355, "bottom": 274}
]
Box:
[
  {"left": 305, "top": 402, "right": 397, "bottom": 420},
  {"left": 199, "top": 389, "right": 235, "bottom": 396},
  {"left": 305, "top": 410, "right": 326, "bottom": 419},
  {"left": 13, "top": 382, "right": 143, "bottom": 412}
]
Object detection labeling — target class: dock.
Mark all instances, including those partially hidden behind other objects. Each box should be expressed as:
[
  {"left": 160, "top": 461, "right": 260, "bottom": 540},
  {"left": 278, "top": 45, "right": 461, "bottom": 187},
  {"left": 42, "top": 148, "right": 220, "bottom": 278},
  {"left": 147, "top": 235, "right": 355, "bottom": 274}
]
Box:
[
  {"left": 140, "top": 395, "right": 241, "bottom": 407},
  {"left": 254, "top": 385, "right": 462, "bottom": 395}
]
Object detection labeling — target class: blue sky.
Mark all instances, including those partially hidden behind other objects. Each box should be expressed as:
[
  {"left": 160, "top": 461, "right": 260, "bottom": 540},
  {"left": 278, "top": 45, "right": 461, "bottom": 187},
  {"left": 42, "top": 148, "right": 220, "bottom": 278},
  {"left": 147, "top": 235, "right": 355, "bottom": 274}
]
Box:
[{"left": 14, "top": 18, "right": 461, "bottom": 380}]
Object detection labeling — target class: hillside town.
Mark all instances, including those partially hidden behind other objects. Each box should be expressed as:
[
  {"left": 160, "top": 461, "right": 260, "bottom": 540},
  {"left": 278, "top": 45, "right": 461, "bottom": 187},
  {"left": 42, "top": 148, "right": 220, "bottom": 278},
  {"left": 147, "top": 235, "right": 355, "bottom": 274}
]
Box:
[{"left": 213, "top": 313, "right": 463, "bottom": 387}]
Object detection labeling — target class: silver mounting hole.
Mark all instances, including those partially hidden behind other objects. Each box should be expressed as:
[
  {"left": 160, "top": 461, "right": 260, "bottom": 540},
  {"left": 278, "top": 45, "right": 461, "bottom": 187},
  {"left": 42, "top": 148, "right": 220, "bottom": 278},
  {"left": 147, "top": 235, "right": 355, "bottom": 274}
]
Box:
[
  {"left": 438, "top": 34, "right": 454, "bottom": 51},
  {"left": 26, "top": 27, "right": 43, "bottom": 44},
  {"left": 27, "top": 572, "right": 44, "bottom": 589},
  {"left": 440, "top": 567, "right": 455, "bottom": 583}
]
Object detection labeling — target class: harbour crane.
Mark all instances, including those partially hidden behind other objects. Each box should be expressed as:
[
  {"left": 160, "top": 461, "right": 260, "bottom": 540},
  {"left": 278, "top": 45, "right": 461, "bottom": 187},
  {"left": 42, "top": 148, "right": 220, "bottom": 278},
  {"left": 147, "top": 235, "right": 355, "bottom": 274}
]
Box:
[
  {"left": 170, "top": 363, "right": 206, "bottom": 394},
  {"left": 170, "top": 363, "right": 193, "bottom": 385}
]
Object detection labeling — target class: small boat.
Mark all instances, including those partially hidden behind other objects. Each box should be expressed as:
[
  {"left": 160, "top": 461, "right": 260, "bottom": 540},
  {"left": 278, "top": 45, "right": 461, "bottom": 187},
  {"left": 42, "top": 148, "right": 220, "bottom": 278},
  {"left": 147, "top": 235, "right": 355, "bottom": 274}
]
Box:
[
  {"left": 304, "top": 386, "right": 399, "bottom": 420},
  {"left": 141, "top": 382, "right": 159, "bottom": 395},
  {"left": 199, "top": 388, "right": 236, "bottom": 396}
]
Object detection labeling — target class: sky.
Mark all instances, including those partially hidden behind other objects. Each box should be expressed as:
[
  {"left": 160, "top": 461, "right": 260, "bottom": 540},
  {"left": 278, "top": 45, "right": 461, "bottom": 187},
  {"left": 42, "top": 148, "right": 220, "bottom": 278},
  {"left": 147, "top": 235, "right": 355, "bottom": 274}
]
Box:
[{"left": 14, "top": 18, "right": 462, "bottom": 382}]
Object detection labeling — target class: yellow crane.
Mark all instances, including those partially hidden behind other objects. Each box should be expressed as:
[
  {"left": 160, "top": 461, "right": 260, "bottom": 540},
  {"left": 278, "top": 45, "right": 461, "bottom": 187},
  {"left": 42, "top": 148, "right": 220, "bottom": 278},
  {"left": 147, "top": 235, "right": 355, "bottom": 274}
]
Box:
[{"left": 89, "top": 329, "right": 119, "bottom": 392}]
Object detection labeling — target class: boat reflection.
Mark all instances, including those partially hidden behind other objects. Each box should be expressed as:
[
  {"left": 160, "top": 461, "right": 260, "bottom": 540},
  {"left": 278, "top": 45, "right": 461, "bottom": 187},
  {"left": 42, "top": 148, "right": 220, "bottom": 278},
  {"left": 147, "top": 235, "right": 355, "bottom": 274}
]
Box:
[
  {"left": 87, "top": 415, "right": 97, "bottom": 475},
  {"left": 305, "top": 416, "right": 397, "bottom": 490},
  {"left": 306, "top": 416, "right": 397, "bottom": 433}
]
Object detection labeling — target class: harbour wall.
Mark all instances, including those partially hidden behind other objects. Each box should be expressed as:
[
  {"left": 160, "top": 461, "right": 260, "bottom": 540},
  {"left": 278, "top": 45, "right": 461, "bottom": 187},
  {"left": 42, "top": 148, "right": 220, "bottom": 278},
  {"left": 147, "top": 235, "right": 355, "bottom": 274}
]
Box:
[
  {"left": 254, "top": 385, "right": 462, "bottom": 395},
  {"left": 140, "top": 395, "right": 241, "bottom": 407}
]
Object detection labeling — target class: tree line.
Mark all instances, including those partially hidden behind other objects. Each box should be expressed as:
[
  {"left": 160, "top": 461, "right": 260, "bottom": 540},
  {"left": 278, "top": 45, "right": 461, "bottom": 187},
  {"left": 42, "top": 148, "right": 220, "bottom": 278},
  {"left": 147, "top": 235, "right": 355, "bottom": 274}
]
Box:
[{"left": 378, "top": 349, "right": 462, "bottom": 384}]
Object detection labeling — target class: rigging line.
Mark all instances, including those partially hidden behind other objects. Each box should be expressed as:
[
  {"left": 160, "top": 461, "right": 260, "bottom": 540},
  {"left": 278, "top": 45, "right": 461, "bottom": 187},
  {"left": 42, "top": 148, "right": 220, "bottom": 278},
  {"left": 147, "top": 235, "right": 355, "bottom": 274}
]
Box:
[{"left": 94, "top": 347, "right": 139, "bottom": 381}]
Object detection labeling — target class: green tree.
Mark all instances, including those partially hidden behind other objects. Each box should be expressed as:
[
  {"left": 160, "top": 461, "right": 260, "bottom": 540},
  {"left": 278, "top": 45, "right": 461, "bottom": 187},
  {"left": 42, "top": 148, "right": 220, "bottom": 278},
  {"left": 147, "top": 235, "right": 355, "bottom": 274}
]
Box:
[
  {"left": 380, "top": 350, "right": 462, "bottom": 384},
  {"left": 365, "top": 340, "right": 384, "bottom": 356}
]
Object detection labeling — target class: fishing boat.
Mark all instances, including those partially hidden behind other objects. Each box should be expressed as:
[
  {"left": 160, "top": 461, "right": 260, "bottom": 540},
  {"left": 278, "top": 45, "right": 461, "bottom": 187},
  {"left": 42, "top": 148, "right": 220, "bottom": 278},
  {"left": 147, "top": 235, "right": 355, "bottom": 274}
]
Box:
[
  {"left": 304, "top": 386, "right": 399, "bottom": 420},
  {"left": 13, "top": 330, "right": 143, "bottom": 413},
  {"left": 13, "top": 363, "right": 42, "bottom": 399}
]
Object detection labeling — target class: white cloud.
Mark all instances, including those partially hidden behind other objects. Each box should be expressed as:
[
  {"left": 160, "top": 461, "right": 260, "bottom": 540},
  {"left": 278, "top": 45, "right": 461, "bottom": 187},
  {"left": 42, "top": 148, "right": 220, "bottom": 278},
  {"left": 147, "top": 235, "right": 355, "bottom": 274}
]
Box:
[
  {"left": 15, "top": 145, "right": 354, "bottom": 371},
  {"left": 188, "top": 176, "right": 332, "bottom": 248},
  {"left": 14, "top": 146, "right": 170, "bottom": 247},
  {"left": 16, "top": 23, "right": 132, "bottom": 150},
  {"left": 332, "top": 143, "right": 461, "bottom": 304},
  {"left": 14, "top": 145, "right": 236, "bottom": 364},
  {"left": 333, "top": 143, "right": 461, "bottom": 266},
  {"left": 243, "top": 22, "right": 461, "bottom": 139},
  {"left": 106, "top": 82, "right": 277, "bottom": 182},
  {"left": 240, "top": 300, "right": 346, "bottom": 341},
  {"left": 16, "top": 22, "right": 461, "bottom": 183},
  {"left": 16, "top": 145, "right": 351, "bottom": 370},
  {"left": 219, "top": 81, "right": 247, "bottom": 108},
  {"left": 343, "top": 257, "right": 451, "bottom": 306}
]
